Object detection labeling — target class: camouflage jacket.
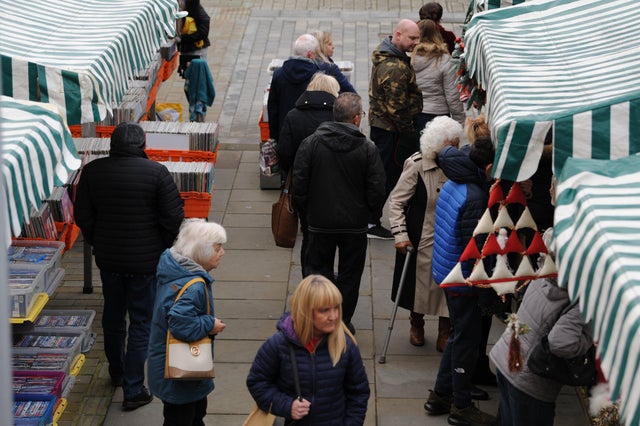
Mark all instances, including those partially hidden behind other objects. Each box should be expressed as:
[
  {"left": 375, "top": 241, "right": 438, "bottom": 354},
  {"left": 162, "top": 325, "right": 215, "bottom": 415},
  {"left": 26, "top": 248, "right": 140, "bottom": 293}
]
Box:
[{"left": 369, "top": 37, "right": 423, "bottom": 134}]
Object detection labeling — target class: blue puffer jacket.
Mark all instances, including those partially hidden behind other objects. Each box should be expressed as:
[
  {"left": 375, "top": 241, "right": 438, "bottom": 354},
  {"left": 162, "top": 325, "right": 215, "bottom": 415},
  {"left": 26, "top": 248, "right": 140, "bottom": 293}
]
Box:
[
  {"left": 147, "top": 249, "right": 216, "bottom": 404},
  {"left": 246, "top": 314, "right": 370, "bottom": 425},
  {"left": 432, "top": 145, "right": 489, "bottom": 293}
]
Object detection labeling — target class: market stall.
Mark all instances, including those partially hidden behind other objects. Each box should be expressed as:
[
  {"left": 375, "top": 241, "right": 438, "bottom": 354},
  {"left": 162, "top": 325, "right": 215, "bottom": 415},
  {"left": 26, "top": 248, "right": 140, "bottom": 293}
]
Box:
[
  {"left": 1, "top": 96, "right": 81, "bottom": 247},
  {"left": 0, "top": 0, "right": 179, "bottom": 125},
  {"left": 555, "top": 155, "right": 640, "bottom": 426},
  {"left": 463, "top": 0, "right": 640, "bottom": 423},
  {"left": 464, "top": 0, "right": 640, "bottom": 182}
]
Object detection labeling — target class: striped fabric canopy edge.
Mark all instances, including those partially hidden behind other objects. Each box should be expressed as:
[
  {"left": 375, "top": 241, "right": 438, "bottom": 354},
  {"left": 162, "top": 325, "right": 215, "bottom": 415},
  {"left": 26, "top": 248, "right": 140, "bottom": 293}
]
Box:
[
  {"left": 555, "top": 154, "right": 640, "bottom": 426},
  {"left": 464, "top": 0, "right": 640, "bottom": 182},
  {"left": 1, "top": 96, "right": 81, "bottom": 246},
  {"left": 0, "top": 0, "right": 178, "bottom": 125}
]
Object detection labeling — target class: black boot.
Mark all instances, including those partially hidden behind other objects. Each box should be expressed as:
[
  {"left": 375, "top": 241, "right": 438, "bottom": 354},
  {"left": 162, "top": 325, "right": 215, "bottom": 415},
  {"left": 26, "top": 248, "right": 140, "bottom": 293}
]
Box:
[{"left": 409, "top": 311, "right": 425, "bottom": 346}]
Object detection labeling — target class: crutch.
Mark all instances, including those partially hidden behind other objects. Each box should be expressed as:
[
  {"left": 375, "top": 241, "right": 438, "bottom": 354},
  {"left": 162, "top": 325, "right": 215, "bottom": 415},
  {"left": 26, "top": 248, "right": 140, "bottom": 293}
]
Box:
[{"left": 378, "top": 246, "right": 414, "bottom": 364}]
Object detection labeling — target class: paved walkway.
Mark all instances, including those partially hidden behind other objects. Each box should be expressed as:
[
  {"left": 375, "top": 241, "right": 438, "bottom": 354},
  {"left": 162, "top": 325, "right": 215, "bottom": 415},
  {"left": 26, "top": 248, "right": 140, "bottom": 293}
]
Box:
[{"left": 52, "top": 1, "right": 589, "bottom": 425}]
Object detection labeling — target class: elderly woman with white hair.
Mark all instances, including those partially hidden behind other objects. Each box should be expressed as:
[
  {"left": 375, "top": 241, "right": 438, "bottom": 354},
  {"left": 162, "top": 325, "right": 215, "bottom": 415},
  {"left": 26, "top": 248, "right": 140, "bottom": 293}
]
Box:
[
  {"left": 388, "top": 116, "right": 462, "bottom": 350},
  {"left": 147, "top": 219, "right": 228, "bottom": 426}
]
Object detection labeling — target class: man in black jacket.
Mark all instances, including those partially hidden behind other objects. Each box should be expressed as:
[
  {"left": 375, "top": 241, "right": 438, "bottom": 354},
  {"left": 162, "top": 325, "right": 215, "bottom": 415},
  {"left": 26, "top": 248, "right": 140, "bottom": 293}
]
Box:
[
  {"left": 74, "top": 122, "right": 184, "bottom": 410},
  {"left": 292, "top": 93, "right": 386, "bottom": 332}
]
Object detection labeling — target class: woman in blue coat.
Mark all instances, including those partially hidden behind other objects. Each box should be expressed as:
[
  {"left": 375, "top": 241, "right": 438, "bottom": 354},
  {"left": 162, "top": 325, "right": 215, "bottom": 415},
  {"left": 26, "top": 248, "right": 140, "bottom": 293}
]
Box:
[
  {"left": 147, "top": 219, "right": 227, "bottom": 426},
  {"left": 246, "top": 275, "right": 370, "bottom": 425}
]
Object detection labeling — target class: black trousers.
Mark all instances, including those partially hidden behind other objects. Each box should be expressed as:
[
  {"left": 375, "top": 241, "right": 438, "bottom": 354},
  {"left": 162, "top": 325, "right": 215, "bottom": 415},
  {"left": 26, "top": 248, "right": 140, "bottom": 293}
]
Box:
[
  {"left": 162, "top": 397, "right": 207, "bottom": 426},
  {"left": 304, "top": 231, "right": 367, "bottom": 324}
]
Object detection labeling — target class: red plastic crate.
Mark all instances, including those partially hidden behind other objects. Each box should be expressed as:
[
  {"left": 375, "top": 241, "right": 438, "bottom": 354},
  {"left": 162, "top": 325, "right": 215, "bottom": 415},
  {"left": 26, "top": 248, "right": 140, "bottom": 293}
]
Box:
[
  {"left": 181, "top": 192, "right": 212, "bottom": 218},
  {"left": 258, "top": 111, "right": 270, "bottom": 142}
]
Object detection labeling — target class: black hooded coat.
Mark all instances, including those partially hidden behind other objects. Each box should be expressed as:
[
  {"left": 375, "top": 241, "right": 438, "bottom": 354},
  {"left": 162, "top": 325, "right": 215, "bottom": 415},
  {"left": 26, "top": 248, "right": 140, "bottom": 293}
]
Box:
[{"left": 74, "top": 123, "right": 184, "bottom": 274}]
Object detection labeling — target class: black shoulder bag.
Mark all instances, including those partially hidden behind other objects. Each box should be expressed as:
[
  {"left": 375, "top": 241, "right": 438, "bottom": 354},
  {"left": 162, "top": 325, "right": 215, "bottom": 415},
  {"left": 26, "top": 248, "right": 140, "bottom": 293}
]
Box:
[{"left": 527, "top": 300, "right": 597, "bottom": 387}]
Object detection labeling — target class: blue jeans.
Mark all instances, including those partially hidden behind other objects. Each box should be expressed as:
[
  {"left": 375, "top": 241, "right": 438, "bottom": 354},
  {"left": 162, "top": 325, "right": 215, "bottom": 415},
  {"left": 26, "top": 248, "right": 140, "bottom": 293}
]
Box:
[
  {"left": 434, "top": 292, "right": 481, "bottom": 408},
  {"left": 496, "top": 370, "right": 555, "bottom": 426},
  {"left": 304, "top": 231, "right": 367, "bottom": 324},
  {"left": 101, "top": 271, "right": 156, "bottom": 399}
]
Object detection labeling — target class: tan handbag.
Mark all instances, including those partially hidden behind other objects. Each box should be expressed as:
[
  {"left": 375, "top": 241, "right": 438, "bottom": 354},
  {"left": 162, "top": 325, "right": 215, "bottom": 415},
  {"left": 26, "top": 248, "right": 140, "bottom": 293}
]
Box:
[
  {"left": 271, "top": 173, "right": 298, "bottom": 248},
  {"left": 242, "top": 405, "right": 275, "bottom": 426},
  {"left": 164, "top": 277, "right": 215, "bottom": 380}
]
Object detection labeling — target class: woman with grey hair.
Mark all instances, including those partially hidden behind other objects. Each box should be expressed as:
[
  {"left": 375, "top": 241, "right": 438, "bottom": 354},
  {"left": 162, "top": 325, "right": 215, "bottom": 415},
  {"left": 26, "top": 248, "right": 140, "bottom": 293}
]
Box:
[
  {"left": 147, "top": 219, "right": 228, "bottom": 426},
  {"left": 388, "top": 116, "right": 462, "bottom": 349}
]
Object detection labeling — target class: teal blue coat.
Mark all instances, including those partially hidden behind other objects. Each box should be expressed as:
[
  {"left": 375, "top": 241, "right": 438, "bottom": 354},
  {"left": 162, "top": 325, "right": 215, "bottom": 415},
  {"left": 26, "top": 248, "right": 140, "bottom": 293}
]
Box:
[{"left": 147, "top": 249, "right": 216, "bottom": 404}]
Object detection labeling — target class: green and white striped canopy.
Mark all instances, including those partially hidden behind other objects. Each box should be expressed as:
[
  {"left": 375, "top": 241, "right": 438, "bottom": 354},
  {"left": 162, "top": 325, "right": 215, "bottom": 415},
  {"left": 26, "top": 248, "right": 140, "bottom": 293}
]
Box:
[
  {"left": 464, "top": 0, "right": 640, "bottom": 182},
  {"left": 1, "top": 96, "right": 81, "bottom": 245},
  {"left": 555, "top": 154, "right": 640, "bottom": 426},
  {"left": 0, "top": 0, "right": 178, "bottom": 125}
]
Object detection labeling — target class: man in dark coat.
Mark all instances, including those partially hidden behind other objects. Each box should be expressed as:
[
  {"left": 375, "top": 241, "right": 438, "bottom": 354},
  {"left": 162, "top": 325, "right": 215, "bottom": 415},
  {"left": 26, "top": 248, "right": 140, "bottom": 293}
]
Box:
[
  {"left": 74, "top": 122, "right": 184, "bottom": 410},
  {"left": 292, "top": 93, "right": 386, "bottom": 332},
  {"left": 267, "top": 33, "right": 320, "bottom": 141}
]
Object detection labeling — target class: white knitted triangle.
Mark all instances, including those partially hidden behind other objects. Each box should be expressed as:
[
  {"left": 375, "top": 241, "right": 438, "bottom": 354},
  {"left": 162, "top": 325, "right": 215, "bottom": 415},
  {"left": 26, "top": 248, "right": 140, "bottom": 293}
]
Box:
[
  {"left": 473, "top": 209, "right": 494, "bottom": 236},
  {"left": 442, "top": 262, "right": 466, "bottom": 284},
  {"left": 515, "top": 206, "right": 538, "bottom": 231},
  {"left": 490, "top": 281, "right": 518, "bottom": 295},
  {"left": 469, "top": 260, "right": 490, "bottom": 281},
  {"left": 493, "top": 206, "right": 514, "bottom": 230}
]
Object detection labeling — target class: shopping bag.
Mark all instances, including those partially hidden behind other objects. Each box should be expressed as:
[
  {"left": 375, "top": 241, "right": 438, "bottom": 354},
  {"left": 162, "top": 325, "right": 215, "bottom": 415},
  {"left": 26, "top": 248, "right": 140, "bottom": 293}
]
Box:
[
  {"left": 242, "top": 405, "right": 275, "bottom": 426},
  {"left": 271, "top": 173, "right": 298, "bottom": 248}
]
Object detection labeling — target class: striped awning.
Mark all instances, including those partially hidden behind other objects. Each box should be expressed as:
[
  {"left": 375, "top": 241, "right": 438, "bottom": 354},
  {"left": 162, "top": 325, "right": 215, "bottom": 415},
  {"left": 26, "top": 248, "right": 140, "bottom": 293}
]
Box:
[
  {"left": 0, "top": 0, "right": 178, "bottom": 125},
  {"left": 555, "top": 154, "right": 640, "bottom": 426},
  {"left": 1, "top": 96, "right": 81, "bottom": 246},
  {"left": 464, "top": 0, "right": 640, "bottom": 182}
]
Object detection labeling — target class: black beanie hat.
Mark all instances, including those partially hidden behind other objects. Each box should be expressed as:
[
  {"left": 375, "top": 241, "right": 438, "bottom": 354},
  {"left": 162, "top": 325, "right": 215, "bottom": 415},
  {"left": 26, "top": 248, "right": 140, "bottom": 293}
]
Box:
[{"left": 110, "top": 122, "right": 146, "bottom": 151}]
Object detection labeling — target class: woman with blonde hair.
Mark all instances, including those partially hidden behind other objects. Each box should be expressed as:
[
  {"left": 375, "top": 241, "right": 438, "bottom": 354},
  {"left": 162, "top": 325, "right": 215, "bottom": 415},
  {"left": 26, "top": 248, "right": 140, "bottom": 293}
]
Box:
[
  {"left": 246, "top": 275, "right": 370, "bottom": 425},
  {"left": 412, "top": 19, "right": 465, "bottom": 132},
  {"left": 465, "top": 114, "right": 491, "bottom": 143},
  {"left": 311, "top": 30, "right": 356, "bottom": 94}
]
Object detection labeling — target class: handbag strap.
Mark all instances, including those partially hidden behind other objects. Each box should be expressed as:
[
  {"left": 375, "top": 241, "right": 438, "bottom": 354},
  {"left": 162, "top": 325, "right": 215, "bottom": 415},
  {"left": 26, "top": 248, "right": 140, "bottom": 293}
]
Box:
[
  {"left": 288, "top": 343, "right": 302, "bottom": 401},
  {"left": 174, "top": 277, "right": 209, "bottom": 315}
]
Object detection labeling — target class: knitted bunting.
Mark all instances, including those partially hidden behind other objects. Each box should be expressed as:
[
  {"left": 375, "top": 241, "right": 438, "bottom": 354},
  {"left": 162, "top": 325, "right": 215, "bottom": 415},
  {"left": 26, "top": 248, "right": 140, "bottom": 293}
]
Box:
[{"left": 440, "top": 180, "right": 557, "bottom": 295}]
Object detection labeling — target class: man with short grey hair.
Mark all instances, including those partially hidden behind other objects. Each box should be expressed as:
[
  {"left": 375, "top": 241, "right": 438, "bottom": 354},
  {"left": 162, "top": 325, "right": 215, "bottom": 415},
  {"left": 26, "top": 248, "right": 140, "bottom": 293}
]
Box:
[
  {"left": 292, "top": 93, "right": 386, "bottom": 333},
  {"left": 267, "top": 34, "right": 320, "bottom": 141}
]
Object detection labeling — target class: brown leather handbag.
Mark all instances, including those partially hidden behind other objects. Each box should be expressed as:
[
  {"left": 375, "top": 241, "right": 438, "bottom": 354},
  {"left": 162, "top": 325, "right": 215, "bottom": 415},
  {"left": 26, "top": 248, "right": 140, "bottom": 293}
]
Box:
[{"left": 271, "top": 173, "right": 298, "bottom": 248}]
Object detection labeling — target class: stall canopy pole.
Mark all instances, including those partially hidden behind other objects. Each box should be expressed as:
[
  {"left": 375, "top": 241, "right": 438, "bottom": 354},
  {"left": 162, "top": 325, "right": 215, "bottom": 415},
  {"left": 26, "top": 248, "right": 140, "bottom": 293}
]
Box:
[{"left": 0, "top": 134, "right": 14, "bottom": 426}]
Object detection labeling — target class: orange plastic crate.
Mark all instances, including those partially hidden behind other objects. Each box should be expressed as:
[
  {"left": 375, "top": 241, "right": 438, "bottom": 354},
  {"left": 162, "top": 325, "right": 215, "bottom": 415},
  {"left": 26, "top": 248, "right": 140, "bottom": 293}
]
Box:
[
  {"left": 258, "top": 112, "right": 270, "bottom": 142},
  {"left": 95, "top": 125, "right": 115, "bottom": 138},
  {"left": 145, "top": 149, "right": 217, "bottom": 164},
  {"left": 181, "top": 192, "right": 212, "bottom": 218},
  {"left": 69, "top": 125, "right": 82, "bottom": 137}
]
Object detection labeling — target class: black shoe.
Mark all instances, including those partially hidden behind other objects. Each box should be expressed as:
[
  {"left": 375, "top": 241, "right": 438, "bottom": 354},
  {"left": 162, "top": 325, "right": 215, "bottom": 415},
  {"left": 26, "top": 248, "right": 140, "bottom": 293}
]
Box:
[
  {"left": 367, "top": 225, "right": 393, "bottom": 240},
  {"left": 122, "top": 386, "right": 153, "bottom": 410},
  {"left": 470, "top": 385, "right": 490, "bottom": 401},
  {"left": 424, "top": 390, "right": 452, "bottom": 416},
  {"left": 448, "top": 403, "right": 496, "bottom": 426}
]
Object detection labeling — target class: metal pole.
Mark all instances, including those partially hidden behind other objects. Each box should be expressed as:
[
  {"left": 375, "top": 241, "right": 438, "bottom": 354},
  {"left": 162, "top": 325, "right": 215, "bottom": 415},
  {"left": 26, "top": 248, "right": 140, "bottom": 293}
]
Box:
[
  {"left": 0, "top": 135, "right": 15, "bottom": 426},
  {"left": 379, "top": 246, "right": 413, "bottom": 364}
]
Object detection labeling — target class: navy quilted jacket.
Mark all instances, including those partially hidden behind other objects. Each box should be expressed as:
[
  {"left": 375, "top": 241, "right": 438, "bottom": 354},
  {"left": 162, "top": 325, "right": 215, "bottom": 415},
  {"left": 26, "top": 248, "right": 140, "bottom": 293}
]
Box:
[
  {"left": 432, "top": 145, "right": 488, "bottom": 293},
  {"left": 246, "top": 314, "right": 370, "bottom": 425}
]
